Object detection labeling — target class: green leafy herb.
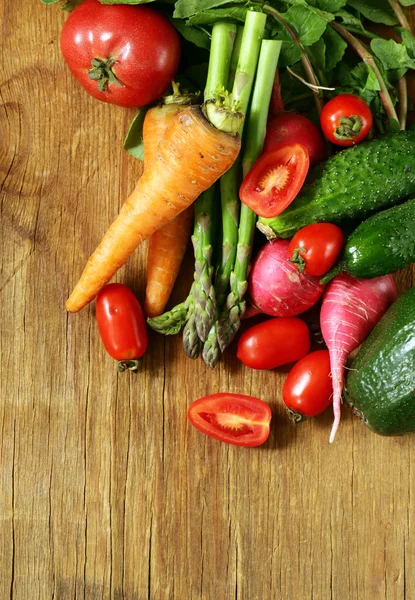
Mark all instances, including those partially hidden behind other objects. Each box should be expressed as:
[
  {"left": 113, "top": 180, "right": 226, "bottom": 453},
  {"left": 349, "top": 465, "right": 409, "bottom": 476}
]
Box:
[
  {"left": 174, "top": 0, "right": 242, "bottom": 19},
  {"left": 171, "top": 19, "right": 211, "bottom": 48},
  {"left": 187, "top": 7, "right": 248, "bottom": 25},
  {"left": 283, "top": 4, "right": 334, "bottom": 46},
  {"left": 371, "top": 37, "right": 415, "bottom": 70},
  {"left": 346, "top": 0, "right": 398, "bottom": 26},
  {"left": 323, "top": 26, "right": 348, "bottom": 70}
]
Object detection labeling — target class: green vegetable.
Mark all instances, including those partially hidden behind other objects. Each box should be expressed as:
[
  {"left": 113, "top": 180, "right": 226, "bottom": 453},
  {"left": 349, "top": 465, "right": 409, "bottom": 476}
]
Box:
[
  {"left": 345, "top": 287, "right": 415, "bottom": 436},
  {"left": 216, "top": 37, "right": 281, "bottom": 353},
  {"left": 192, "top": 186, "right": 217, "bottom": 343},
  {"left": 257, "top": 131, "right": 415, "bottom": 240},
  {"left": 322, "top": 197, "right": 415, "bottom": 282}
]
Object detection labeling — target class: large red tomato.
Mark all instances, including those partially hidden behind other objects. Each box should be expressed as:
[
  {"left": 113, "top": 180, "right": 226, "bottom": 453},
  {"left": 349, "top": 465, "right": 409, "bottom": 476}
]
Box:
[{"left": 60, "top": 0, "right": 181, "bottom": 107}]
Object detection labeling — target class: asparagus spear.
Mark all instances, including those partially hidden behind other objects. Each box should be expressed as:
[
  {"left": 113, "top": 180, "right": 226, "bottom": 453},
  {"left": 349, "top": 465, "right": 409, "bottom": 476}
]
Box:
[
  {"left": 191, "top": 185, "right": 217, "bottom": 343},
  {"left": 202, "top": 13, "right": 268, "bottom": 368},
  {"left": 217, "top": 39, "right": 282, "bottom": 352},
  {"left": 202, "top": 29, "right": 244, "bottom": 368}
]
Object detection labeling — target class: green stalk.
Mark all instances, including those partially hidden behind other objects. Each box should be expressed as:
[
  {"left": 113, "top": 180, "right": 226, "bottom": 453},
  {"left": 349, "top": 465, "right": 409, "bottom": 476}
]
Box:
[
  {"left": 187, "top": 21, "right": 237, "bottom": 351},
  {"left": 192, "top": 186, "right": 217, "bottom": 343},
  {"left": 147, "top": 295, "right": 191, "bottom": 335},
  {"left": 202, "top": 29, "right": 244, "bottom": 369},
  {"left": 227, "top": 26, "right": 244, "bottom": 91},
  {"left": 387, "top": 0, "right": 410, "bottom": 130},
  {"left": 205, "top": 23, "right": 237, "bottom": 99},
  {"left": 202, "top": 12, "right": 267, "bottom": 368},
  {"left": 217, "top": 39, "right": 282, "bottom": 352}
]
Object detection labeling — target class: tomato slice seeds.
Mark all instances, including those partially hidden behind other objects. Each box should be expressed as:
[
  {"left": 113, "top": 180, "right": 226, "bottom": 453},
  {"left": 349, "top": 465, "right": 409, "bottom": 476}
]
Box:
[{"left": 188, "top": 393, "right": 272, "bottom": 447}]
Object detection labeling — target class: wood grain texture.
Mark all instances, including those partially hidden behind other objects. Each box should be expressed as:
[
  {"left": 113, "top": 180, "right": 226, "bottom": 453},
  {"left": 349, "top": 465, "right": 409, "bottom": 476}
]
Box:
[{"left": 1, "top": 3, "right": 415, "bottom": 599}]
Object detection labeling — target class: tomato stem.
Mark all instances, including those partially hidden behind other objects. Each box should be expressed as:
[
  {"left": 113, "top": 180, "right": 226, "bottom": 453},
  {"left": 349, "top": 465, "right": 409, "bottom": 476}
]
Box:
[
  {"left": 88, "top": 57, "right": 123, "bottom": 92},
  {"left": 286, "top": 408, "right": 306, "bottom": 424},
  {"left": 289, "top": 247, "right": 307, "bottom": 273},
  {"left": 116, "top": 359, "right": 140, "bottom": 373},
  {"left": 334, "top": 115, "right": 363, "bottom": 141}
]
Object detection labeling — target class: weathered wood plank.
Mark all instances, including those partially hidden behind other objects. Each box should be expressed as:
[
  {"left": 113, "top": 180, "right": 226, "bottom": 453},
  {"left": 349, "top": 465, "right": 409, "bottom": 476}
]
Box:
[{"left": 1, "top": 2, "right": 415, "bottom": 599}]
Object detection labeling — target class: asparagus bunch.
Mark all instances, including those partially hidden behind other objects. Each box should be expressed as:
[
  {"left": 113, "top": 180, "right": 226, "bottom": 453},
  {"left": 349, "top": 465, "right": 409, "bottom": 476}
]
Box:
[{"left": 216, "top": 39, "right": 282, "bottom": 353}]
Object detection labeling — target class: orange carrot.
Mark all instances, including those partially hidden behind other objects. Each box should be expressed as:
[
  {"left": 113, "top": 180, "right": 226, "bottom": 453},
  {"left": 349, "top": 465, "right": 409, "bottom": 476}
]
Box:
[
  {"left": 66, "top": 106, "right": 241, "bottom": 313},
  {"left": 142, "top": 103, "right": 194, "bottom": 318}
]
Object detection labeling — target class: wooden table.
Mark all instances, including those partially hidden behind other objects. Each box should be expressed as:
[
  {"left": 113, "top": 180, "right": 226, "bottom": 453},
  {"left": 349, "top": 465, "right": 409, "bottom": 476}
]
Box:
[{"left": 1, "top": 3, "right": 415, "bottom": 599}]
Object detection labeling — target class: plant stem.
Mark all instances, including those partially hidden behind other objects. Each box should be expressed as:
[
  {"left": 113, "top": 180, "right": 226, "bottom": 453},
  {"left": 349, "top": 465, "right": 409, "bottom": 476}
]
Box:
[
  {"left": 388, "top": 0, "right": 410, "bottom": 130},
  {"left": 227, "top": 26, "right": 244, "bottom": 92},
  {"left": 190, "top": 22, "right": 237, "bottom": 346},
  {"left": 260, "top": 3, "right": 323, "bottom": 114},
  {"left": 331, "top": 21, "right": 399, "bottom": 123},
  {"left": 205, "top": 23, "right": 237, "bottom": 99},
  {"left": 201, "top": 11, "right": 267, "bottom": 367},
  {"left": 398, "top": 76, "right": 408, "bottom": 130},
  {"left": 217, "top": 39, "right": 282, "bottom": 352},
  {"left": 192, "top": 186, "right": 217, "bottom": 342},
  {"left": 388, "top": 0, "right": 411, "bottom": 30}
]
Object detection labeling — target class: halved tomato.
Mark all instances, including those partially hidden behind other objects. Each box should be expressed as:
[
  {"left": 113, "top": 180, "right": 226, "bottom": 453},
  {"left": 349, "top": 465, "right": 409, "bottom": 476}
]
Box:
[
  {"left": 239, "top": 144, "right": 309, "bottom": 218},
  {"left": 188, "top": 393, "right": 271, "bottom": 447}
]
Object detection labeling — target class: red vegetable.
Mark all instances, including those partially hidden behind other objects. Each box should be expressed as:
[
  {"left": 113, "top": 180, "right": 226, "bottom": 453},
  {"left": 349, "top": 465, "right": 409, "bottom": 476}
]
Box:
[
  {"left": 320, "top": 94, "right": 373, "bottom": 147},
  {"left": 60, "top": 0, "right": 181, "bottom": 108},
  {"left": 288, "top": 223, "right": 344, "bottom": 277},
  {"left": 188, "top": 393, "right": 272, "bottom": 447},
  {"left": 96, "top": 283, "right": 148, "bottom": 371},
  {"left": 320, "top": 274, "right": 396, "bottom": 442},
  {"left": 264, "top": 111, "right": 327, "bottom": 166},
  {"left": 247, "top": 239, "right": 325, "bottom": 318},
  {"left": 237, "top": 317, "right": 310, "bottom": 370},
  {"left": 282, "top": 350, "right": 333, "bottom": 420},
  {"left": 239, "top": 144, "right": 309, "bottom": 218}
]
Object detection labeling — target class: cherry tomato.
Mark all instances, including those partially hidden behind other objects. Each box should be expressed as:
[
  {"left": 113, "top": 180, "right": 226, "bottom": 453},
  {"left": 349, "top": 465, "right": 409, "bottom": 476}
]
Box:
[
  {"left": 264, "top": 112, "right": 327, "bottom": 166},
  {"left": 239, "top": 144, "right": 309, "bottom": 218},
  {"left": 237, "top": 317, "right": 310, "bottom": 370},
  {"left": 282, "top": 350, "right": 332, "bottom": 420},
  {"left": 188, "top": 393, "right": 271, "bottom": 447},
  {"left": 96, "top": 283, "right": 148, "bottom": 370},
  {"left": 288, "top": 223, "right": 344, "bottom": 277},
  {"left": 320, "top": 94, "right": 373, "bottom": 147},
  {"left": 60, "top": 0, "right": 181, "bottom": 108}
]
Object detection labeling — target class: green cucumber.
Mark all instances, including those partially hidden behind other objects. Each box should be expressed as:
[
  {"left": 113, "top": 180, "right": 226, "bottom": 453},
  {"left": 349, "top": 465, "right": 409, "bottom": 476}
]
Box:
[
  {"left": 344, "top": 287, "right": 415, "bottom": 436},
  {"left": 322, "top": 197, "right": 415, "bottom": 282},
  {"left": 257, "top": 132, "right": 415, "bottom": 240}
]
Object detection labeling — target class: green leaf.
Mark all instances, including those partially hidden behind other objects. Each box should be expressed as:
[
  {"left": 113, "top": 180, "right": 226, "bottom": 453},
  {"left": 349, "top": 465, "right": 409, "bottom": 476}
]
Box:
[
  {"left": 371, "top": 38, "right": 415, "bottom": 70},
  {"left": 278, "top": 40, "right": 302, "bottom": 67},
  {"left": 283, "top": 4, "right": 333, "bottom": 46},
  {"left": 399, "top": 28, "right": 415, "bottom": 59},
  {"left": 305, "top": 38, "right": 326, "bottom": 71},
  {"left": 399, "top": 0, "right": 415, "bottom": 5},
  {"left": 323, "top": 26, "right": 347, "bottom": 70},
  {"left": 187, "top": 6, "right": 248, "bottom": 26},
  {"left": 171, "top": 19, "right": 210, "bottom": 49},
  {"left": 334, "top": 9, "right": 379, "bottom": 38},
  {"left": 173, "top": 0, "right": 241, "bottom": 19},
  {"left": 312, "top": 0, "right": 346, "bottom": 10},
  {"left": 346, "top": 0, "right": 398, "bottom": 25},
  {"left": 124, "top": 109, "right": 148, "bottom": 162},
  {"left": 365, "top": 65, "right": 381, "bottom": 91},
  {"left": 40, "top": 0, "right": 60, "bottom": 4}
]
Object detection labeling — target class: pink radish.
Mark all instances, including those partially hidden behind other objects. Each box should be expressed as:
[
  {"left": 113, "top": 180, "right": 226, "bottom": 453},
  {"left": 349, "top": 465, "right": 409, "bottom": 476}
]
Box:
[
  {"left": 247, "top": 239, "right": 325, "bottom": 317},
  {"left": 320, "top": 273, "right": 397, "bottom": 443}
]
